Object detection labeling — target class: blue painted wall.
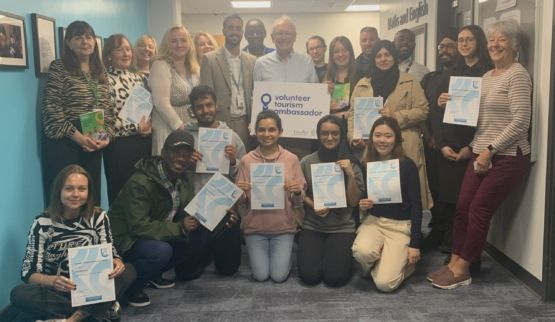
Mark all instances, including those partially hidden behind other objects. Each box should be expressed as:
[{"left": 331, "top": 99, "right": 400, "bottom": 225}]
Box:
[{"left": 0, "top": 0, "right": 147, "bottom": 307}]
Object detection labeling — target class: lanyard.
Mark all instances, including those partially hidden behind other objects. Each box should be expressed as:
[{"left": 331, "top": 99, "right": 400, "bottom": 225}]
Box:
[
  {"left": 157, "top": 162, "right": 181, "bottom": 222},
  {"left": 83, "top": 72, "right": 99, "bottom": 107},
  {"left": 404, "top": 57, "right": 414, "bottom": 73},
  {"left": 229, "top": 58, "right": 243, "bottom": 91}
]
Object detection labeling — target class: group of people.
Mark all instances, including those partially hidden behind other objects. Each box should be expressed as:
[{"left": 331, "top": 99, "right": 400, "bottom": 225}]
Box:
[{"left": 0, "top": 11, "right": 531, "bottom": 322}]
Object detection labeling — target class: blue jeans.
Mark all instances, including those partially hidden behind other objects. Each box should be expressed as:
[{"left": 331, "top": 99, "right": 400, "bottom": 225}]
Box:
[
  {"left": 245, "top": 233, "right": 295, "bottom": 282},
  {"left": 124, "top": 238, "right": 190, "bottom": 296}
]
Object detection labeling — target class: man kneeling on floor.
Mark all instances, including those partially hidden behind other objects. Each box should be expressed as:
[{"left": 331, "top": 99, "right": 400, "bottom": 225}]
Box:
[{"left": 109, "top": 129, "right": 240, "bottom": 307}]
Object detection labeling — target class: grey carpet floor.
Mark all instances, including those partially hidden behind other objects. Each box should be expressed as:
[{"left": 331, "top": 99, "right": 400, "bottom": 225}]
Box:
[{"left": 120, "top": 246, "right": 555, "bottom": 322}]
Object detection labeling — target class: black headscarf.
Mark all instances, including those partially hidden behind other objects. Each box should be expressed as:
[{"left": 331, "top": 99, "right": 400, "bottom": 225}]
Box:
[
  {"left": 316, "top": 115, "right": 358, "bottom": 165},
  {"left": 368, "top": 40, "right": 400, "bottom": 101}
]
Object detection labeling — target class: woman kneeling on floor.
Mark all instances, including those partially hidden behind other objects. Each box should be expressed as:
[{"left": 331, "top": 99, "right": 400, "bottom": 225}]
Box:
[{"left": 352, "top": 116, "right": 422, "bottom": 292}]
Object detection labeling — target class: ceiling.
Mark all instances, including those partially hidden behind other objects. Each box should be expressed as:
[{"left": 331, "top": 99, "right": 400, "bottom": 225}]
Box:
[{"left": 181, "top": 0, "right": 380, "bottom": 14}]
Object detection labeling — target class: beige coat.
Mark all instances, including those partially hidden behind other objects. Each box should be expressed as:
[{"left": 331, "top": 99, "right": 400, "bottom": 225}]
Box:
[{"left": 347, "top": 72, "right": 433, "bottom": 210}]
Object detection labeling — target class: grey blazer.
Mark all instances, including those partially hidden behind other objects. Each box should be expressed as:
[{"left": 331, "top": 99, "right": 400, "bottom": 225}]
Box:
[{"left": 200, "top": 47, "right": 256, "bottom": 123}]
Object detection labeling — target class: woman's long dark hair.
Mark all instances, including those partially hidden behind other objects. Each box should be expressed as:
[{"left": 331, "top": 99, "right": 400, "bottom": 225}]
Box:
[
  {"left": 46, "top": 164, "right": 96, "bottom": 222},
  {"left": 454, "top": 25, "right": 493, "bottom": 76},
  {"left": 62, "top": 20, "right": 106, "bottom": 82},
  {"left": 324, "top": 36, "right": 357, "bottom": 86},
  {"left": 364, "top": 116, "right": 406, "bottom": 162},
  {"left": 368, "top": 40, "right": 400, "bottom": 101}
]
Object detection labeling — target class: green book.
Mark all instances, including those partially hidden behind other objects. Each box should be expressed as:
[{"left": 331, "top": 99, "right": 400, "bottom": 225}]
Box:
[
  {"left": 330, "top": 83, "right": 350, "bottom": 112},
  {"left": 80, "top": 110, "right": 107, "bottom": 140}
]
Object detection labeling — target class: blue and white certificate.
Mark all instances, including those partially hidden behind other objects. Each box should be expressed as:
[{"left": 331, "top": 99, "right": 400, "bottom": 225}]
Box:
[
  {"left": 196, "top": 128, "right": 232, "bottom": 174},
  {"left": 68, "top": 244, "right": 115, "bottom": 307},
  {"left": 353, "top": 97, "right": 382, "bottom": 139},
  {"left": 185, "top": 172, "right": 242, "bottom": 231},
  {"left": 250, "top": 163, "right": 285, "bottom": 210},
  {"left": 443, "top": 76, "right": 482, "bottom": 127},
  {"left": 311, "top": 163, "right": 346, "bottom": 209},
  {"left": 118, "top": 85, "right": 153, "bottom": 124},
  {"left": 366, "top": 159, "right": 402, "bottom": 204}
]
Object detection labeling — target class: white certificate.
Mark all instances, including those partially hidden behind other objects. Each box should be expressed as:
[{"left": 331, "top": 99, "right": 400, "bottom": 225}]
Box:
[
  {"left": 68, "top": 244, "right": 115, "bottom": 307},
  {"left": 353, "top": 97, "right": 382, "bottom": 139},
  {"left": 311, "top": 162, "right": 346, "bottom": 209},
  {"left": 118, "top": 85, "right": 153, "bottom": 124},
  {"left": 251, "top": 82, "right": 329, "bottom": 139},
  {"left": 195, "top": 128, "right": 232, "bottom": 174},
  {"left": 250, "top": 163, "right": 285, "bottom": 210},
  {"left": 366, "top": 159, "right": 402, "bottom": 204},
  {"left": 443, "top": 76, "right": 482, "bottom": 127},
  {"left": 185, "top": 172, "right": 242, "bottom": 231}
]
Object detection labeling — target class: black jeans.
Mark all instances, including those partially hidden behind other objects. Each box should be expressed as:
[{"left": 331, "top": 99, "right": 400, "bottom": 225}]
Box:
[{"left": 297, "top": 229, "right": 355, "bottom": 287}]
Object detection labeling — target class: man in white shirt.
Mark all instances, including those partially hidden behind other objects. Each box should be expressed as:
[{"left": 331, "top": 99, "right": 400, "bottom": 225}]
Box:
[
  {"left": 394, "top": 29, "right": 430, "bottom": 81},
  {"left": 200, "top": 14, "right": 257, "bottom": 146},
  {"left": 253, "top": 16, "right": 319, "bottom": 158}
]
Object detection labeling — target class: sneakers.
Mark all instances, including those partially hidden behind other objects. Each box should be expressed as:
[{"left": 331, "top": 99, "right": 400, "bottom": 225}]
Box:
[
  {"left": 426, "top": 265, "right": 448, "bottom": 282},
  {"left": 128, "top": 291, "right": 151, "bottom": 307},
  {"left": 147, "top": 275, "right": 175, "bottom": 289},
  {"left": 107, "top": 301, "right": 121, "bottom": 321},
  {"left": 431, "top": 268, "right": 472, "bottom": 289}
]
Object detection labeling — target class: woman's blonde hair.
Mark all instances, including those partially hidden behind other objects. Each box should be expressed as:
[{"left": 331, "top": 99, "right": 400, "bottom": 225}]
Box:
[
  {"left": 156, "top": 25, "right": 199, "bottom": 75},
  {"left": 133, "top": 34, "right": 157, "bottom": 71},
  {"left": 193, "top": 32, "right": 219, "bottom": 61}
]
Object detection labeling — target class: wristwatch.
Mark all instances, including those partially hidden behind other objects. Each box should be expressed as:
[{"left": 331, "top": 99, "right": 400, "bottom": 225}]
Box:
[{"left": 487, "top": 144, "right": 497, "bottom": 155}]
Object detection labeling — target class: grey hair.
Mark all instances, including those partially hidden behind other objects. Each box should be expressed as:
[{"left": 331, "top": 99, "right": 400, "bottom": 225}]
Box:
[
  {"left": 272, "top": 15, "right": 296, "bottom": 35},
  {"left": 487, "top": 19, "right": 523, "bottom": 51}
]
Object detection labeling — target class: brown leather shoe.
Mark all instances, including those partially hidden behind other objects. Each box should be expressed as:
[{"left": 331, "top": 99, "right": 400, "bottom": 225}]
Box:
[
  {"left": 432, "top": 268, "right": 471, "bottom": 289},
  {"left": 426, "top": 265, "right": 448, "bottom": 282}
]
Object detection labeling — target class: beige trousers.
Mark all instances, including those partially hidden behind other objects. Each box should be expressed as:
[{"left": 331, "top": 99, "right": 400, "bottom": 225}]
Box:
[{"left": 352, "top": 215, "right": 414, "bottom": 292}]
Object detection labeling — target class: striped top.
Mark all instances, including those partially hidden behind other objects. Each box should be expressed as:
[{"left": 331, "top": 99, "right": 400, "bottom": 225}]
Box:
[
  {"left": 471, "top": 63, "right": 531, "bottom": 156},
  {"left": 21, "top": 208, "right": 119, "bottom": 282},
  {"left": 42, "top": 59, "right": 115, "bottom": 139}
]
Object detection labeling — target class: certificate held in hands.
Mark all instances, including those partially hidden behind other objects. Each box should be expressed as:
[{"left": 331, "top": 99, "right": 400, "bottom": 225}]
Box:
[
  {"left": 68, "top": 244, "right": 115, "bottom": 307},
  {"left": 311, "top": 162, "right": 346, "bottom": 209},
  {"left": 353, "top": 97, "right": 382, "bottom": 139},
  {"left": 118, "top": 85, "right": 153, "bottom": 124},
  {"left": 250, "top": 163, "right": 285, "bottom": 210},
  {"left": 196, "top": 128, "right": 232, "bottom": 174},
  {"left": 184, "top": 172, "right": 243, "bottom": 231},
  {"left": 366, "top": 159, "right": 402, "bottom": 204},
  {"left": 443, "top": 76, "right": 482, "bottom": 127}
]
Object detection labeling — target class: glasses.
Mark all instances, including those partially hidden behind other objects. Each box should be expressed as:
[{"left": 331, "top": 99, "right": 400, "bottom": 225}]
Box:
[
  {"left": 457, "top": 37, "right": 475, "bottom": 44},
  {"left": 308, "top": 46, "right": 324, "bottom": 52},
  {"left": 437, "top": 43, "right": 456, "bottom": 50}
]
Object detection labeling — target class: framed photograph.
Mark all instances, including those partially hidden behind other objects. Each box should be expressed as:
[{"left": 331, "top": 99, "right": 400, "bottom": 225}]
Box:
[
  {"left": 0, "top": 11, "right": 28, "bottom": 69},
  {"left": 95, "top": 36, "right": 103, "bottom": 61},
  {"left": 31, "top": 14, "right": 57, "bottom": 76},
  {"left": 57, "top": 26, "right": 65, "bottom": 58}
]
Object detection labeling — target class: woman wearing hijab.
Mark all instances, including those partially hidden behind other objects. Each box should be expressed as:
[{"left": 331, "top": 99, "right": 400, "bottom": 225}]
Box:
[
  {"left": 347, "top": 40, "right": 432, "bottom": 211},
  {"left": 297, "top": 115, "right": 364, "bottom": 287}
]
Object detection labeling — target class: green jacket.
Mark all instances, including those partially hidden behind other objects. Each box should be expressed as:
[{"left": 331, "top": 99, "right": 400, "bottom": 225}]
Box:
[{"left": 108, "top": 156, "right": 194, "bottom": 254}]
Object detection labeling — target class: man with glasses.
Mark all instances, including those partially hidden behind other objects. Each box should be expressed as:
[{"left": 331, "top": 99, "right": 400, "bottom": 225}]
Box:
[
  {"left": 253, "top": 15, "right": 319, "bottom": 158},
  {"left": 420, "top": 30, "right": 460, "bottom": 251},
  {"left": 306, "top": 35, "right": 327, "bottom": 82},
  {"left": 394, "top": 28, "right": 430, "bottom": 81}
]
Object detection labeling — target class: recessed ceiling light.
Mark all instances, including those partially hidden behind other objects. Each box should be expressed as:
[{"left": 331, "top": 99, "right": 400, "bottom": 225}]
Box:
[
  {"left": 345, "top": 4, "right": 380, "bottom": 12},
  {"left": 231, "top": 1, "right": 272, "bottom": 9}
]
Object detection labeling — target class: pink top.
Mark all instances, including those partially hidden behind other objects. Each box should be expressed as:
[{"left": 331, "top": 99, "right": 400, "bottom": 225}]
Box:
[{"left": 236, "top": 145, "right": 306, "bottom": 235}]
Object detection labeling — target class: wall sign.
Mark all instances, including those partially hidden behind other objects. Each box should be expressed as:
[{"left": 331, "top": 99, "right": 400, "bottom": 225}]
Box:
[{"left": 386, "top": 0, "right": 429, "bottom": 30}]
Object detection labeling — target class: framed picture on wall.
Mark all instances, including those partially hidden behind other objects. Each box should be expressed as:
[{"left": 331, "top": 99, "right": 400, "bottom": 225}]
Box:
[
  {"left": 31, "top": 14, "right": 57, "bottom": 77},
  {"left": 95, "top": 36, "right": 103, "bottom": 61},
  {"left": 0, "top": 11, "right": 28, "bottom": 69},
  {"left": 57, "top": 26, "right": 65, "bottom": 56}
]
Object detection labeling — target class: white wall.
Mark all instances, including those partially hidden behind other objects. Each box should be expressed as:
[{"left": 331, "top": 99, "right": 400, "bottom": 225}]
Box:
[
  {"left": 487, "top": 0, "right": 552, "bottom": 280},
  {"left": 182, "top": 12, "right": 380, "bottom": 57},
  {"left": 148, "top": 0, "right": 182, "bottom": 44}
]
